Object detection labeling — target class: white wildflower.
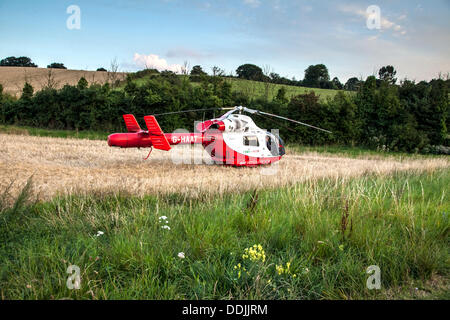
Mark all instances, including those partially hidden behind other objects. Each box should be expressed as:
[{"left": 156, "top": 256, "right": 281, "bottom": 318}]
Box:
[
  {"left": 178, "top": 252, "right": 185, "bottom": 259},
  {"left": 161, "top": 225, "right": 171, "bottom": 230},
  {"left": 96, "top": 231, "right": 104, "bottom": 237}
]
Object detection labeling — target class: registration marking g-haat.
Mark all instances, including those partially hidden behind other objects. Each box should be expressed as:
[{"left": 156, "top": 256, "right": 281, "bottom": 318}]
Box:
[{"left": 172, "top": 135, "right": 198, "bottom": 144}]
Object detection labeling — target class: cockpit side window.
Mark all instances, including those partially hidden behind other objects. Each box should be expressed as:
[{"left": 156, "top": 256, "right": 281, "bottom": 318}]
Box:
[{"left": 243, "top": 136, "right": 259, "bottom": 147}]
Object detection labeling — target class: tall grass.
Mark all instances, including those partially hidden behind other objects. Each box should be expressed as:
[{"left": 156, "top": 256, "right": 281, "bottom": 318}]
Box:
[
  {"left": 0, "top": 170, "right": 448, "bottom": 299},
  {"left": 2, "top": 133, "right": 448, "bottom": 204}
]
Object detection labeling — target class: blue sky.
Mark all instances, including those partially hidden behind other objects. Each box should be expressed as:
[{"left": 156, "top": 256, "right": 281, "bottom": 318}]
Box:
[{"left": 0, "top": 0, "right": 449, "bottom": 82}]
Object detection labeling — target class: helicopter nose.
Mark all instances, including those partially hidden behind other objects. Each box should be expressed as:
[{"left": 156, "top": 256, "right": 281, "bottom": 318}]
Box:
[{"left": 108, "top": 133, "right": 128, "bottom": 147}]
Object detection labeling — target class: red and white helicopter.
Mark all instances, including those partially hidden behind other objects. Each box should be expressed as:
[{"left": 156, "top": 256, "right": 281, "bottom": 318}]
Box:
[{"left": 107, "top": 106, "right": 331, "bottom": 167}]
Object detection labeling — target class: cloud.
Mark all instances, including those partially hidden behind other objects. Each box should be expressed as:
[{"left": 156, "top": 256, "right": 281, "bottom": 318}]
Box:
[
  {"left": 339, "top": 4, "right": 406, "bottom": 36},
  {"left": 133, "top": 53, "right": 183, "bottom": 73},
  {"left": 243, "top": 0, "right": 260, "bottom": 8}
]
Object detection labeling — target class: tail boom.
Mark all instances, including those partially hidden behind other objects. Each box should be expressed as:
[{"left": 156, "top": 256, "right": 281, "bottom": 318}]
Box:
[{"left": 108, "top": 114, "right": 172, "bottom": 151}]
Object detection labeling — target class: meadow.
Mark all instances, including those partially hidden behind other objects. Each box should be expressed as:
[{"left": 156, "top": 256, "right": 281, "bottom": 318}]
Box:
[
  {"left": 0, "top": 132, "right": 449, "bottom": 299},
  {"left": 224, "top": 77, "right": 347, "bottom": 101},
  {"left": 0, "top": 168, "right": 448, "bottom": 299}
]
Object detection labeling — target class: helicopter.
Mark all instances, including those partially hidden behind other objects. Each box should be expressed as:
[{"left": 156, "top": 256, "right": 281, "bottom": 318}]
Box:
[{"left": 107, "top": 106, "right": 331, "bottom": 167}]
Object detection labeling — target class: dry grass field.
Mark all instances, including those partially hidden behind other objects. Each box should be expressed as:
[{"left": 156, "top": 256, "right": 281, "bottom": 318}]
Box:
[
  {"left": 0, "top": 67, "right": 127, "bottom": 96},
  {"left": 1, "top": 133, "right": 448, "bottom": 203}
]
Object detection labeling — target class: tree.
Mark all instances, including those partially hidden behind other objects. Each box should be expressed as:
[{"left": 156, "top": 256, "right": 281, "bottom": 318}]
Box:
[
  {"left": 77, "top": 77, "right": 88, "bottom": 90},
  {"left": 287, "top": 92, "right": 330, "bottom": 144},
  {"left": 261, "top": 64, "right": 274, "bottom": 100},
  {"left": 275, "top": 86, "right": 288, "bottom": 104},
  {"left": 190, "top": 65, "right": 207, "bottom": 76},
  {"left": 47, "top": 62, "right": 67, "bottom": 69},
  {"left": 97, "top": 67, "right": 107, "bottom": 72},
  {"left": 270, "top": 72, "right": 281, "bottom": 83},
  {"left": 331, "top": 77, "right": 343, "bottom": 90},
  {"left": 378, "top": 65, "right": 397, "bottom": 84},
  {"left": 0, "top": 56, "right": 37, "bottom": 67},
  {"left": 211, "top": 66, "right": 225, "bottom": 77},
  {"left": 236, "top": 64, "right": 264, "bottom": 81},
  {"left": 107, "top": 58, "right": 122, "bottom": 88},
  {"left": 43, "top": 69, "right": 58, "bottom": 89},
  {"left": 303, "top": 64, "right": 330, "bottom": 88},
  {"left": 21, "top": 82, "right": 34, "bottom": 100},
  {"left": 330, "top": 91, "right": 359, "bottom": 143},
  {"left": 344, "top": 77, "right": 361, "bottom": 91},
  {"left": 182, "top": 61, "right": 190, "bottom": 75}
]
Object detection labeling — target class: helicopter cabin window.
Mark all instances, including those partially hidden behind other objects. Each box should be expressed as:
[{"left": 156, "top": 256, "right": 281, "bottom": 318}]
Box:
[{"left": 243, "top": 136, "right": 259, "bottom": 147}]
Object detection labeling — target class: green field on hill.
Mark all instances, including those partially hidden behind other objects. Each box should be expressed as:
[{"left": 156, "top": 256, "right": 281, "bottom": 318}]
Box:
[
  {"left": 224, "top": 78, "right": 349, "bottom": 101},
  {"left": 129, "top": 75, "right": 347, "bottom": 101}
]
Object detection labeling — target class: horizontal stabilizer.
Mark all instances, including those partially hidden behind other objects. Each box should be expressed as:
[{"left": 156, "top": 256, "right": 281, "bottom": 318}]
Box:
[
  {"left": 123, "top": 114, "right": 141, "bottom": 132},
  {"left": 143, "top": 115, "right": 171, "bottom": 151}
]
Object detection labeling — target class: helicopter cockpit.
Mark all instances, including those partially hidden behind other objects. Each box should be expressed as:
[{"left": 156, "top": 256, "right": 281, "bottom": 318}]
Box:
[{"left": 265, "top": 132, "right": 285, "bottom": 156}]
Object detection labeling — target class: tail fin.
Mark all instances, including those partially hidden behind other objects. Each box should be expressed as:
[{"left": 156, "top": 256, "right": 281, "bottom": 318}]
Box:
[
  {"left": 123, "top": 114, "right": 141, "bottom": 132},
  {"left": 143, "top": 115, "right": 171, "bottom": 151}
]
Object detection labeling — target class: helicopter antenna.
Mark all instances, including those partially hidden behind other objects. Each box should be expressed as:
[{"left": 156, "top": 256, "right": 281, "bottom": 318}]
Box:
[{"left": 240, "top": 106, "right": 332, "bottom": 134}]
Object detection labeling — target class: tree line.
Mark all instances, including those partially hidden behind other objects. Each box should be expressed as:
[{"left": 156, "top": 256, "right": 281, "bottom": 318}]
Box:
[
  {"left": 189, "top": 62, "right": 390, "bottom": 91},
  {"left": 0, "top": 66, "right": 448, "bottom": 154},
  {"left": 0, "top": 56, "right": 108, "bottom": 71},
  {"left": 0, "top": 55, "right": 387, "bottom": 91}
]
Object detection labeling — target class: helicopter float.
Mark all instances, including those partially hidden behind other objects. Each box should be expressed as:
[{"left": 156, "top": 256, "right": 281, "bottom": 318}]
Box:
[{"left": 107, "top": 106, "right": 331, "bottom": 167}]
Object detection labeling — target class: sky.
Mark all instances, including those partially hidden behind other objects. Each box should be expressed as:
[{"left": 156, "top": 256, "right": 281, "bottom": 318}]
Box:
[{"left": 0, "top": 0, "right": 449, "bottom": 82}]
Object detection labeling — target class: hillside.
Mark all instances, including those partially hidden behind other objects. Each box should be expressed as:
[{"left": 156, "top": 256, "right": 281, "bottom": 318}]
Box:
[
  {"left": 0, "top": 66, "right": 128, "bottom": 96},
  {"left": 225, "top": 78, "right": 347, "bottom": 101},
  {"left": 0, "top": 66, "right": 345, "bottom": 101},
  {"left": 132, "top": 74, "right": 346, "bottom": 101}
]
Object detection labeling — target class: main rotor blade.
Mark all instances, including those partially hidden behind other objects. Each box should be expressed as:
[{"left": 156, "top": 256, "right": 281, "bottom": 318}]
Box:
[
  {"left": 243, "top": 107, "right": 332, "bottom": 134},
  {"left": 152, "top": 108, "right": 220, "bottom": 116},
  {"left": 253, "top": 113, "right": 297, "bottom": 133}
]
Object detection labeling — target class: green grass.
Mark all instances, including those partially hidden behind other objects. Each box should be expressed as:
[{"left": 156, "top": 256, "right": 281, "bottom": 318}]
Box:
[
  {"left": 223, "top": 77, "right": 348, "bottom": 101},
  {"left": 287, "top": 145, "right": 445, "bottom": 160},
  {"left": 1, "top": 170, "right": 448, "bottom": 299},
  {"left": 0, "top": 125, "right": 108, "bottom": 140}
]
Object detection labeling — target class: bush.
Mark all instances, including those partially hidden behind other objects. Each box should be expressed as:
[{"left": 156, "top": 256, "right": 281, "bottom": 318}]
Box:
[
  {"left": 0, "top": 56, "right": 37, "bottom": 67},
  {"left": 47, "top": 63, "right": 67, "bottom": 69}
]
